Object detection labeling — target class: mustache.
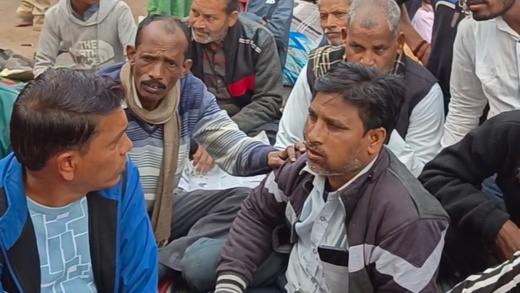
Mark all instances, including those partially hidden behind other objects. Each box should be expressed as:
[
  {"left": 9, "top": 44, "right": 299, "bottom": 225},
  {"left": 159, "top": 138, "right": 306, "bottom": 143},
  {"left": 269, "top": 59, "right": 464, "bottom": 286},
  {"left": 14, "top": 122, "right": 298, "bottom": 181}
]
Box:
[
  {"left": 193, "top": 27, "right": 210, "bottom": 34},
  {"left": 324, "top": 28, "right": 342, "bottom": 34},
  {"left": 141, "top": 80, "right": 166, "bottom": 89},
  {"left": 305, "top": 142, "right": 326, "bottom": 157}
]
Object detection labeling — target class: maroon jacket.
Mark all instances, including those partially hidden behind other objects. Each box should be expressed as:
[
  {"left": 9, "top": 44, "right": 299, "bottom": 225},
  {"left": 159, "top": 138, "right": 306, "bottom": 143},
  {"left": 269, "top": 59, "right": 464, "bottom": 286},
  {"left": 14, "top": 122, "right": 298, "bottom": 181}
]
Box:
[{"left": 216, "top": 149, "right": 449, "bottom": 293}]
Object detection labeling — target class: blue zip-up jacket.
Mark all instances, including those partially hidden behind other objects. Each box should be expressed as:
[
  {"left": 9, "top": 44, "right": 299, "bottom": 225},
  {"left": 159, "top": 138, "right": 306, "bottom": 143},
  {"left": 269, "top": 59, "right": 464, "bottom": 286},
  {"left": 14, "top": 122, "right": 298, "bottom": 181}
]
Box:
[
  {"left": 0, "top": 154, "right": 158, "bottom": 293},
  {"left": 98, "top": 62, "right": 276, "bottom": 187}
]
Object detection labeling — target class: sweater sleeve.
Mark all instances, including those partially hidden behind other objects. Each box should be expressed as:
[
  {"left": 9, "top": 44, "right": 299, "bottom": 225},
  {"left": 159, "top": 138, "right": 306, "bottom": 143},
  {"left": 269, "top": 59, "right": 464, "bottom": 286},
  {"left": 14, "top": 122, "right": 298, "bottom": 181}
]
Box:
[
  {"left": 116, "top": 3, "right": 137, "bottom": 50},
  {"left": 193, "top": 85, "right": 276, "bottom": 176},
  {"left": 419, "top": 114, "right": 520, "bottom": 245},
  {"left": 33, "top": 10, "right": 61, "bottom": 77},
  {"left": 231, "top": 35, "right": 283, "bottom": 134},
  {"left": 215, "top": 169, "right": 288, "bottom": 292}
]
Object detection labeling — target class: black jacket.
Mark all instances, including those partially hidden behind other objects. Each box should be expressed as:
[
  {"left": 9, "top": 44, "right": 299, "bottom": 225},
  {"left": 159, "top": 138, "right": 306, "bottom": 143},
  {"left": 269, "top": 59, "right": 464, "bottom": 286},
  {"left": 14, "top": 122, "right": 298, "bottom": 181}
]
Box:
[
  {"left": 186, "top": 17, "right": 283, "bottom": 134},
  {"left": 419, "top": 111, "right": 520, "bottom": 274}
]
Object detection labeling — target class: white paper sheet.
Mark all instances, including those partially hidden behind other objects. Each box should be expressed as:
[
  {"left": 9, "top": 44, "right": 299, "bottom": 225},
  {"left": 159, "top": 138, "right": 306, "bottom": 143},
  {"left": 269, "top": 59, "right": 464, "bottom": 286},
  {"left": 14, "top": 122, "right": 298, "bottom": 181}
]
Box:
[{"left": 178, "top": 132, "right": 269, "bottom": 192}]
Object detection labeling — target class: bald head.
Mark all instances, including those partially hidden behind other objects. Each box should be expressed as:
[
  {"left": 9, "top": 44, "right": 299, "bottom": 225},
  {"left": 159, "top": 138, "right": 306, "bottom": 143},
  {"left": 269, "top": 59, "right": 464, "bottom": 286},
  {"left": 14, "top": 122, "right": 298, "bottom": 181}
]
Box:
[
  {"left": 135, "top": 15, "right": 190, "bottom": 58},
  {"left": 347, "top": 0, "right": 401, "bottom": 36}
]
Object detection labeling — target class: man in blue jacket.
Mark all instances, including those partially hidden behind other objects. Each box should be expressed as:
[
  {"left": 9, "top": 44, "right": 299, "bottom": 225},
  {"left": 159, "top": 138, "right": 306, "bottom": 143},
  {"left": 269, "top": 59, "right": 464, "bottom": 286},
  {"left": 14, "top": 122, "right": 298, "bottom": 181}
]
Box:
[{"left": 0, "top": 69, "right": 157, "bottom": 293}]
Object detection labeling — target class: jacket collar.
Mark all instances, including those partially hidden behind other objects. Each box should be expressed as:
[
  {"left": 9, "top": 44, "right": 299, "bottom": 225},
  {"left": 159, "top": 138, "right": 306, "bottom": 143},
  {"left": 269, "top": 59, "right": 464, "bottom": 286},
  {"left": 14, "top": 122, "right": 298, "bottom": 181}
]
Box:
[{"left": 300, "top": 149, "right": 390, "bottom": 224}]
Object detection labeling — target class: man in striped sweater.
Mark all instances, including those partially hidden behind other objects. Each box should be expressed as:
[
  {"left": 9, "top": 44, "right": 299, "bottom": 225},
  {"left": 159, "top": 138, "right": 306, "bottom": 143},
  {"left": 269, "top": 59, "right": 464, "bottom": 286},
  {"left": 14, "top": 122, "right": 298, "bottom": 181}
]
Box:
[{"left": 98, "top": 15, "right": 288, "bottom": 249}]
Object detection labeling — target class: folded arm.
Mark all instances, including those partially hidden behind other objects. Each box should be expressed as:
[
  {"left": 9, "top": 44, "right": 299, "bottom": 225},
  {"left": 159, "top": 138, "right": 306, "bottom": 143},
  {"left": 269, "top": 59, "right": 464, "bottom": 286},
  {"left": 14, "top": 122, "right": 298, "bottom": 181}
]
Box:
[{"left": 419, "top": 114, "right": 520, "bottom": 245}]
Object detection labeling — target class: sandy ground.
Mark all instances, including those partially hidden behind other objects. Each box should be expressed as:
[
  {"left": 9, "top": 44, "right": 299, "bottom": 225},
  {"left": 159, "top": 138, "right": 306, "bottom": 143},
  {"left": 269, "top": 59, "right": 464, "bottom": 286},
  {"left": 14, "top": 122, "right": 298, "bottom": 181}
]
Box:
[{"left": 0, "top": 0, "right": 147, "bottom": 59}]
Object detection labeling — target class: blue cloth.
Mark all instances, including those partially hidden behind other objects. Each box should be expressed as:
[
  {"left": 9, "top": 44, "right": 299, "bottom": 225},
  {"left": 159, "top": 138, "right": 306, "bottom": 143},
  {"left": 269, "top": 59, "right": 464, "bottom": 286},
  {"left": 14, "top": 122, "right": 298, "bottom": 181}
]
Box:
[
  {"left": 282, "top": 31, "right": 317, "bottom": 86},
  {"left": 0, "top": 153, "right": 158, "bottom": 293},
  {"left": 27, "top": 197, "right": 95, "bottom": 292}
]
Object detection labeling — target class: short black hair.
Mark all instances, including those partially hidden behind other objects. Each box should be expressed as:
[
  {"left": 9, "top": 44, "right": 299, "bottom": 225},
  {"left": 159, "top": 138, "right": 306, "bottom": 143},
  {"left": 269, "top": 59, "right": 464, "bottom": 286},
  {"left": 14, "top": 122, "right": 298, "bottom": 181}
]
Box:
[
  {"left": 135, "top": 14, "right": 190, "bottom": 59},
  {"left": 10, "top": 69, "right": 125, "bottom": 171},
  {"left": 314, "top": 62, "right": 405, "bottom": 136},
  {"left": 225, "top": 0, "right": 241, "bottom": 14}
]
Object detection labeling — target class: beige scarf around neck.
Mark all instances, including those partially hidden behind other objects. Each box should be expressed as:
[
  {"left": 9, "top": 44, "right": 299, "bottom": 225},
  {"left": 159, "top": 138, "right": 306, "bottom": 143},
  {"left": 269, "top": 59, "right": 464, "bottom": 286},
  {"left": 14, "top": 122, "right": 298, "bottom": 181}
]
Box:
[{"left": 120, "top": 62, "right": 180, "bottom": 245}]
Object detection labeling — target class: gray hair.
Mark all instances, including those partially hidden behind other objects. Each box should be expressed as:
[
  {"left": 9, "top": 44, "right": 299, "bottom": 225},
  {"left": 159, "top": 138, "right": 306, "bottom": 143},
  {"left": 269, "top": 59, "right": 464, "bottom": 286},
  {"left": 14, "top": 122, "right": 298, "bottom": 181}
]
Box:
[{"left": 347, "top": 0, "right": 401, "bottom": 36}]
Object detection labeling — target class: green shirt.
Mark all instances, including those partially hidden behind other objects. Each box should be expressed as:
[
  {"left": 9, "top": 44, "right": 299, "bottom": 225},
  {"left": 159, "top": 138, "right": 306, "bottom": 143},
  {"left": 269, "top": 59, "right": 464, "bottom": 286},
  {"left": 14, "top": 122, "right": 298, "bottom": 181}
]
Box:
[{"left": 0, "top": 82, "right": 18, "bottom": 159}]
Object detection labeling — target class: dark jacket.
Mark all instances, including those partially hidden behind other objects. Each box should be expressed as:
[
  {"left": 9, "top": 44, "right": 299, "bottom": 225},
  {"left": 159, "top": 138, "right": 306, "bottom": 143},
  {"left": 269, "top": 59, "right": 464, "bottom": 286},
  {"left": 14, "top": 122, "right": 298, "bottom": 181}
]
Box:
[
  {"left": 419, "top": 110, "right": 520, "bottom": 274},
  {"left": 216, "top": 149, "right": 449, "bottom": 293},
  {"left": 306, "top": 45, "right": 437, "bottom": 139},
  {"left": 188, "top": 17, "right": 283, "bottom": 134},
  {"left": 0, "top": 154, "right": 158, "bottom": 293},
  {"left": 241, "top": 0, "right": 294, "bottom": 68}
]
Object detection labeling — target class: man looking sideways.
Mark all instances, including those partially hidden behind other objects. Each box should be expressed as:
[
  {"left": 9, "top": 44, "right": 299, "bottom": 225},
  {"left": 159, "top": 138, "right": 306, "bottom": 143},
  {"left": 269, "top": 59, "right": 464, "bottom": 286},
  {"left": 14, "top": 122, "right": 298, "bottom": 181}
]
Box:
[{"left": 0, "top": 69, "right": 157, "bottom": 292}]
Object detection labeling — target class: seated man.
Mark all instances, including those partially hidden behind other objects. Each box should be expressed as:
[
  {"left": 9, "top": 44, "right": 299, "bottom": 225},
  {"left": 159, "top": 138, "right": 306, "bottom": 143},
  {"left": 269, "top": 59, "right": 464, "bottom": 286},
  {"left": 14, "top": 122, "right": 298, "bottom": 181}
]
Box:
[
  {"left": 0, "top": 70, "right": 157, "bottom": 292},
  {"left": 420, "top": 110, "right": 520, "bottom": 279},
  {"left": 187, "top": 0, "right": 283, "bottom": 147},
  {"left": 184, "top": 63, "right": 449, "bottom": 292},
  {"left": 317, "top": 0, "right": 422, "bottom": 63},
  {"left": 98, "top": 15, "right": 287, "bottom": 248},
  {"left": 241, "top": 0, "right": 294, "bottom": 68},
  {"left": 34, "top": 0, "right": 137, "bottom": 77},
  {"left": 277, "top": 0, "right": 445, "bottom": 177}
]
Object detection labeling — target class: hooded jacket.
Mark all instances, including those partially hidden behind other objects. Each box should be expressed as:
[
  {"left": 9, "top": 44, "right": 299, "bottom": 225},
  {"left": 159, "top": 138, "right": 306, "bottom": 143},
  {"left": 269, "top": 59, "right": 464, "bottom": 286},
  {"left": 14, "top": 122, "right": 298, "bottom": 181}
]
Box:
[
  {"left": 0, "top": 154, "right": 158, "bottom": 293},
  {"left": 34, "top": 0, "right": 137, "bottom": 77}
]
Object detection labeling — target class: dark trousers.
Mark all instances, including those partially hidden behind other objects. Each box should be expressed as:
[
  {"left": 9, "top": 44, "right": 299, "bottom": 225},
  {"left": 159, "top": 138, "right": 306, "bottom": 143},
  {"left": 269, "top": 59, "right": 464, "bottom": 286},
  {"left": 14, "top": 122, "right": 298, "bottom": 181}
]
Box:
[{"left": 160, "top": 187, "right": 253, "bottom": 271}]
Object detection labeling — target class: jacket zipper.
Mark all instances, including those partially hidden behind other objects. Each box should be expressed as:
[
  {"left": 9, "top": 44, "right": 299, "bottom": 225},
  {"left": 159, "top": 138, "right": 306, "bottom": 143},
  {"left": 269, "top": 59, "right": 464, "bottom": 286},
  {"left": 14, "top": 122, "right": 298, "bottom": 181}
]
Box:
[{"left": 0, "top": 240, "right": 24, "bottom": 293}]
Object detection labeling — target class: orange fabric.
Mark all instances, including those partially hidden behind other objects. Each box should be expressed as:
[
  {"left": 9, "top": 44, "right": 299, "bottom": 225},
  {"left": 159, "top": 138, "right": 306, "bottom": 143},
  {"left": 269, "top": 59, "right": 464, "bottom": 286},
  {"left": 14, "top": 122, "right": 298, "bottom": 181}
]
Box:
[{"left": 404, "top": 43, "right": 422, "bottom": 65}]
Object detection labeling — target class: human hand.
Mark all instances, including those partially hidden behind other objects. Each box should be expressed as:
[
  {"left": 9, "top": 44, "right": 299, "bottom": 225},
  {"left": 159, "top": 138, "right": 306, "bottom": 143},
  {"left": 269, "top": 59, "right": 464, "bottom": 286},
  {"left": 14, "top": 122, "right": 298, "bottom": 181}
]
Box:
[
  {"left": 495, "top": 220, "right": 520, "bottom": 261},
  {"left": 193, "top": 145, "right": 215, "bottom": 175},
  {"left": 267, "top": 142, "right": 306, "bottom": 169}
]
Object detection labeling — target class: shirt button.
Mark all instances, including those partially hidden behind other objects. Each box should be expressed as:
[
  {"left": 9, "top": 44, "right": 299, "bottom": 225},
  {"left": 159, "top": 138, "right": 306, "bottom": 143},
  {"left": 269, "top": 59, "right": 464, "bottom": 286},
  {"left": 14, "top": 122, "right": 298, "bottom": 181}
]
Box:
[
  {"left": 320, "top": 216, "right": 326, "bottom": 221},
  {"left": 312, "top": 248, "right": 317, "bottom": 253},
  {"left": 217, "top": 79, "right": 222, "bottom": 84}
]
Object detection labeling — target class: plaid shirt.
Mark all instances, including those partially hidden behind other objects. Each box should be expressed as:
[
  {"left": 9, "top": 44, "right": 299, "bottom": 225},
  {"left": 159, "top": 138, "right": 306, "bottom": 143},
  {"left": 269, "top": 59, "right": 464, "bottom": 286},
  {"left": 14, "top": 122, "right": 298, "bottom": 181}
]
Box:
[{"left": 307, "top": 45, "right": 405, "bottom": 81}]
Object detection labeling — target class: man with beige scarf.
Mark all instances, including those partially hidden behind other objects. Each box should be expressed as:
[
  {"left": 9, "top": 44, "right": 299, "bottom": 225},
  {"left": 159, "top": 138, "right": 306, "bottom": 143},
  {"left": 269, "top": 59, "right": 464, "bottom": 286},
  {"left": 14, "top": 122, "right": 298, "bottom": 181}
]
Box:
[{"left": 98, "top": 14, "right": 289, "bottom": 252}]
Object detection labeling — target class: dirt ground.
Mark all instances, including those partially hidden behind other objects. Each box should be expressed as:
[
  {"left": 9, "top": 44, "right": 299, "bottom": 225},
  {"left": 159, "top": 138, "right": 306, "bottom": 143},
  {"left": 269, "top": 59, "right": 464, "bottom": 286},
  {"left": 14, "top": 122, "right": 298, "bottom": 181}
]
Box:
[{"left": 0, "top": 0, "right": 147, "bottom": 59}]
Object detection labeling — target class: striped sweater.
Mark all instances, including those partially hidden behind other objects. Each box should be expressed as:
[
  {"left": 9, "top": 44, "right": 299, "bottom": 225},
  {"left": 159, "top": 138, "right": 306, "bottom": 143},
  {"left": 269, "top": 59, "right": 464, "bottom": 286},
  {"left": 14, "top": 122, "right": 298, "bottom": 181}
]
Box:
[
  {"left": 98, "top": 62, "right": 276, "bottom": 209},
  {"left": 448, "top": 251, "right": 520, "bottom": 293}
]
